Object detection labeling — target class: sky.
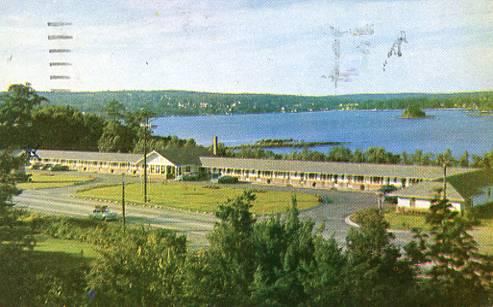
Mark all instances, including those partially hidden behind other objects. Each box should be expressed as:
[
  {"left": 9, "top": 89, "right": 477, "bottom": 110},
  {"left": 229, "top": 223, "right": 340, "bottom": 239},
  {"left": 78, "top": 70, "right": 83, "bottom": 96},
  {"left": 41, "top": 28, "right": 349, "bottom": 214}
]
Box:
[{"left": 1, "top": 0, "right": 492, "bottom": 95}]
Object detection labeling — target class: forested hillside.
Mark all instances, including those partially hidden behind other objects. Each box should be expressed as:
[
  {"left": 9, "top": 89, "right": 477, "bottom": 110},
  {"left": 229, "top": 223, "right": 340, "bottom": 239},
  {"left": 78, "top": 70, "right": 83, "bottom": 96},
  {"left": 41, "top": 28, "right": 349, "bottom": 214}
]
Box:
[{"left": 37, "top": 90, "right": 493, "bottom": 116}]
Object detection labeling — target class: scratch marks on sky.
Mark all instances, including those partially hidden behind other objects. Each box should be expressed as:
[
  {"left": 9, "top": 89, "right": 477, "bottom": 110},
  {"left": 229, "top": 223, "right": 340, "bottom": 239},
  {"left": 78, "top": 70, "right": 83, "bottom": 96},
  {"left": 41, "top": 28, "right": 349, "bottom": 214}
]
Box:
[
  {"left": 323, "top": 24, "right": 374, "bottom": 93},
  {"left": 382, "top": 31, "right": 408, "bottom": 72}
]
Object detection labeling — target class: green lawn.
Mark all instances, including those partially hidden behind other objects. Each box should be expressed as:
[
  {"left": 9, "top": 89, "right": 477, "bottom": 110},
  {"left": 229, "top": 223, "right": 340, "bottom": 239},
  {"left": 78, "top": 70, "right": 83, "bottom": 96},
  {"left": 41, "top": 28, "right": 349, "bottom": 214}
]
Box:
[
  {"left": 77, "top": 182, "right": 320, "bottom": 214},
  {"left": 18, "top": 172, "right": 95, "bottom": 190},
  {"left": 34, "top": 235, "right": 98, "bottom": 259},
  {"left": 384, "top": 211, "right": 430, "bottom": 231},
  {"left": 384, "top": 207, "right": 493, "bottom": 255}
]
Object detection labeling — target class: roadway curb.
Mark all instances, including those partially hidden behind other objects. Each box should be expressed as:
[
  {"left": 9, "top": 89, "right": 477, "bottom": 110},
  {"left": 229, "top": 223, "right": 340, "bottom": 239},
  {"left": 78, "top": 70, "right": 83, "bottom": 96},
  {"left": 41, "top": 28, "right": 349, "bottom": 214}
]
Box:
[{"left": 344, "top": 214, "right": 360, "bottom": 228}]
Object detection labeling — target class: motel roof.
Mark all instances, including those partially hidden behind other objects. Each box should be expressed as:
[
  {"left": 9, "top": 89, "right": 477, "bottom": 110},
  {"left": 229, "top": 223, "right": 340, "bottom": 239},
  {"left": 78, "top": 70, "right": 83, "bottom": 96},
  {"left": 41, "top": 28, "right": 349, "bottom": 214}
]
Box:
[
  {"left": 391, "top": 169, "right": 493, "bottom": 202},
  {"left": 199, "top": 157, "right": 477, "bottom": 179},
  {"left": 390, "top": 181, "right": 465, "bottom": 202},
  {"left": 34, "top": 149, "right": 204, "bottom": 166},
  {"left": 36, "top": 149, "right": 143, "bottom": 163}
]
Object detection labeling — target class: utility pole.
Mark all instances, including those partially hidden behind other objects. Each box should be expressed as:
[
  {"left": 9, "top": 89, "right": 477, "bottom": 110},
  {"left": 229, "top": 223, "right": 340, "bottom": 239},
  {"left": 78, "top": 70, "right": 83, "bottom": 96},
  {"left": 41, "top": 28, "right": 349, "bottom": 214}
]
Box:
[
  {"left": 143, "top": 115, "right": 148, "bottom": 203},
  {"left": 122, "top": 173, "right": 126, "bottom": 233}
]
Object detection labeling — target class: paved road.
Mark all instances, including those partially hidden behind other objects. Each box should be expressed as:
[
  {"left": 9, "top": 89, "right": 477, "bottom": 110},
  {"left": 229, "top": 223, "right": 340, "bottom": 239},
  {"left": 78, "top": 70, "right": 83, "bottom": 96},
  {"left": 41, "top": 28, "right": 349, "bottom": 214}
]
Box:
[
  {"left": 14, "top": 173, "right": 216, "bottom": 247},
  {"left": 301, "top": 191, "right": 413, "bottom": 244},
  {"left": 13, "top": 172, "right": 411, "bottom": 247}
]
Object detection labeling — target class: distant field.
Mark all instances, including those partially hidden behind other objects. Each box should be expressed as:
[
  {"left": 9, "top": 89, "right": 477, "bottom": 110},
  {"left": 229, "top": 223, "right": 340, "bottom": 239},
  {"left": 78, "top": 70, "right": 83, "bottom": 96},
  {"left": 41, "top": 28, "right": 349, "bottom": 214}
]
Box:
[
  {"left": 77, "top": 182, "right": 320, "bottom": 214},
  {"left": 18, "top": 172, "right": 95, "bottom": 190}
]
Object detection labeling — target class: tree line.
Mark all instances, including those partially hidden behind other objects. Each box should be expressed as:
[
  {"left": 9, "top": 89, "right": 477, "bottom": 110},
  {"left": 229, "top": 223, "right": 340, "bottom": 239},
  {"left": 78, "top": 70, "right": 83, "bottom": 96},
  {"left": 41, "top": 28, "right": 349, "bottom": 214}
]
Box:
[
  {"left": 0, "top": 83, "right": 207, "bottom": 156},
  {"left": 36, "top": 88, "right": 493, "bottom": 116},
  {"left": 221, "top": 144, "right": 493, "bottom": 169},
  {"left": 1, "top": 151, "right": 493, "bottom": 305}
]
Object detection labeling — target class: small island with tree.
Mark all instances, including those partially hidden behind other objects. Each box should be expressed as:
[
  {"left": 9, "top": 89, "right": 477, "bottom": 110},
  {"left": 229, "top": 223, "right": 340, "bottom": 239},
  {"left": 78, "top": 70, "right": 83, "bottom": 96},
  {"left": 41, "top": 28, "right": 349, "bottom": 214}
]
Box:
[{"left": 401, "top": 105, "right": 428, "bottom": 119}]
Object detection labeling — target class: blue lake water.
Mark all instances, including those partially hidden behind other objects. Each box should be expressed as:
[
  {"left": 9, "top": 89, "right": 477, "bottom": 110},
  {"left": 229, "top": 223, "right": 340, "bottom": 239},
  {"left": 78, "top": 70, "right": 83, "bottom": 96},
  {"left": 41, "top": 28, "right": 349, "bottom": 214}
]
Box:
[{"left": 153, "top": 110, "right": 493, "bottom": 156}]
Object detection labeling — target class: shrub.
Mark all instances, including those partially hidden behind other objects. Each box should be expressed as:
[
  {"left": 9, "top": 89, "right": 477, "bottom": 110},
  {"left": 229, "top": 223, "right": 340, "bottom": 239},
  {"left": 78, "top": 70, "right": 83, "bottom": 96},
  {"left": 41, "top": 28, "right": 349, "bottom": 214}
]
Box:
[
  {"left": 50, "top": 164, "right": 69, "bottom": 172},
  {"left": 218, "top": 176, "right": 239, "bottom": 184},
  {"left": 182, "top": 174, "right": 201, "bottom": 181}
]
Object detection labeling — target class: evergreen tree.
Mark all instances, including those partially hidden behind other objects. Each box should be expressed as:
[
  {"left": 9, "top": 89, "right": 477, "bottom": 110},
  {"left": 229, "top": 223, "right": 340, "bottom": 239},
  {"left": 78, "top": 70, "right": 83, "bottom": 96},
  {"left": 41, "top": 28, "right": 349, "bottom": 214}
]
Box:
[
  {"left": 408, "top": 199, "right": 493, "bottom": 306},
  {"left": 344, "top": 208, "right": 417, "bottom": 306},
  {"left": 184, "top": 191, "right": 257, "bottom": 306},
  {"left": 250, "top": 195, "right": 316, "bottom": 306}
]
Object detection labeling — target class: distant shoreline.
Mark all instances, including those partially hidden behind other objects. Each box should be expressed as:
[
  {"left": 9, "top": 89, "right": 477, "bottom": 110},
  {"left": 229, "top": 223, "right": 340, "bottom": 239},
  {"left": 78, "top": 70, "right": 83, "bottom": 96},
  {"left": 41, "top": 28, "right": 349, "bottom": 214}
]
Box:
[
  {"left": 229, "top": 139, "right": 349, "bottom": 150},
  {"left": 399, "top": 115, "right": 435, "bottom": 119},
  {"left": 36, "top": 89, "right": 493, "bottom": 117}
]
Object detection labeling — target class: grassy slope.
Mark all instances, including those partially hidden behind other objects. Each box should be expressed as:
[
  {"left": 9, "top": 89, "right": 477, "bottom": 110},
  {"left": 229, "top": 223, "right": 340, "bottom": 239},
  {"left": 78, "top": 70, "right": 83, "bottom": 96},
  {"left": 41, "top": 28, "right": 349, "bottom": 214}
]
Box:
[
  {"left": 18, "top": 172, "right": 95, "bottom": 190},
  {"left": 77, "top": 182, "right": 319, "bottom": 214},
  {"left": 385, "top": 204, "right": 493, "bottom": 254},
  {"left": 34, "top": 235, "right": 98, "bottom": 259}
]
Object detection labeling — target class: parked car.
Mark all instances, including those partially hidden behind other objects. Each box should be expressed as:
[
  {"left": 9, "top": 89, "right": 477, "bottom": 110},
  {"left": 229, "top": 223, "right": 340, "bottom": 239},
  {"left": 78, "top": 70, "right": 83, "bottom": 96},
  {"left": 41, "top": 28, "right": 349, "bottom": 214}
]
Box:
[
  {"left": 90, "top": 205, "right": 118, "bottom": 221},
  {"left": 379, "top": 184, "right": 398, "bottom": 194}
]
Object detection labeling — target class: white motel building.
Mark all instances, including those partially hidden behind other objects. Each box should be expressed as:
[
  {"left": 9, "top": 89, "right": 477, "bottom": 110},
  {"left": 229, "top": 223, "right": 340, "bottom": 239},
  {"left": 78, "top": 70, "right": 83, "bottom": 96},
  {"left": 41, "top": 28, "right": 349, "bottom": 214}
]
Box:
[{"left": 28, "top": 149, "right": 493, "bottom": 211}]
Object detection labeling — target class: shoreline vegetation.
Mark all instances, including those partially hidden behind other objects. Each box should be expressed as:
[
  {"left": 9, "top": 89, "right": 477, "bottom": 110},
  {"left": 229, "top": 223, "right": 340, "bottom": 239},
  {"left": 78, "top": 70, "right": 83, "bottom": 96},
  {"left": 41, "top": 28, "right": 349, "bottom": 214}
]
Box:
[
  {"left": 34, "top": 89, "right": 493, "bottom": 116},
  {"left": 229, "top": 138, "right": 348, "bottom": 150}
]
